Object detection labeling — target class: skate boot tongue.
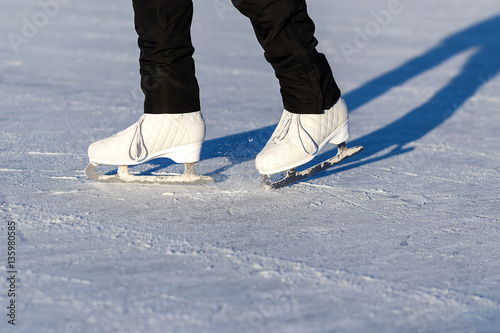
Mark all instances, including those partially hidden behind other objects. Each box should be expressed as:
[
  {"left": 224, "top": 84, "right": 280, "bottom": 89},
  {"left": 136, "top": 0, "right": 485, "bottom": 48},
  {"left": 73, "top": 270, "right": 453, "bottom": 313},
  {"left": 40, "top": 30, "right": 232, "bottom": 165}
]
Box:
[
  {"left": 272, "top": 112, "right": 294, "bottom": 142},
  {"left": 129, "top": 114, "right": 148, "bottom": 162},
  {"left": 272, "top": 113, "right": 318, "bottom": 155},
  {"left": 297, "top": 116, "right": 318, "bottom": 155}
]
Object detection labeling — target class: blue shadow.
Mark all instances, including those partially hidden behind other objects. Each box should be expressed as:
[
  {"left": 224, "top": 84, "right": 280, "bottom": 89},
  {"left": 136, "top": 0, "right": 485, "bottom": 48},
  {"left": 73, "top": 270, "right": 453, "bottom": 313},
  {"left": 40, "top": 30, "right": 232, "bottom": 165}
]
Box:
[{"left": 142, "top": 14, "right": 500, "bottom": 182}]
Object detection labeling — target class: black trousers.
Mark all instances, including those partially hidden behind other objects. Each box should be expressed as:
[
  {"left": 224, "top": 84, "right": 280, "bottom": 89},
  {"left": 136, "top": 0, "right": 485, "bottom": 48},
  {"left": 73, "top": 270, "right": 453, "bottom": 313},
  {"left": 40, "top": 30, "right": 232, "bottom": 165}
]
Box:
[{"left": 133, "top": 0, "right": 341, "bottom": 114}]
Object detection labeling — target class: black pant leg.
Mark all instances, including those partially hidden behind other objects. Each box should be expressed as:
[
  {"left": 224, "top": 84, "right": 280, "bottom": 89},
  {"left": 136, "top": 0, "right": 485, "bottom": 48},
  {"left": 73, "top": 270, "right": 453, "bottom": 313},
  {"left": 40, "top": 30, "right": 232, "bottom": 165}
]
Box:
[
  {"left": 133, "top": 0, "right": 200, "bottom": 114},
  {"left": 232, "top": 0, "right": 341, "bottom": 114}
]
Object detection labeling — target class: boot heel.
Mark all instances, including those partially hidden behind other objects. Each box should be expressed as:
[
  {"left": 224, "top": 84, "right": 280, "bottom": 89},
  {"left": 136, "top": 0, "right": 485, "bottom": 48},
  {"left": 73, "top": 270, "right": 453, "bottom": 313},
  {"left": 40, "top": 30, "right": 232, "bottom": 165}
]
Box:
[
  {"left": 329, "top": 120, "right": 350, "bottom": 145},
  {"left": 158, "top": 142, "right": 203, "bottom": 164}
]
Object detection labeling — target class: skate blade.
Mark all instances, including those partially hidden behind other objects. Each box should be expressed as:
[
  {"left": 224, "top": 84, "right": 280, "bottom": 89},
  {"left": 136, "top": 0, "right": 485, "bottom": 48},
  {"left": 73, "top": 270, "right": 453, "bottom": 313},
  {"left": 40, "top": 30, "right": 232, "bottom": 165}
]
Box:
[
  {"left": 262, "top": 143, "right": 364, "bottom": 189},
  {"left": 85, "top": 162, "right": 214, "bottom": 185}
]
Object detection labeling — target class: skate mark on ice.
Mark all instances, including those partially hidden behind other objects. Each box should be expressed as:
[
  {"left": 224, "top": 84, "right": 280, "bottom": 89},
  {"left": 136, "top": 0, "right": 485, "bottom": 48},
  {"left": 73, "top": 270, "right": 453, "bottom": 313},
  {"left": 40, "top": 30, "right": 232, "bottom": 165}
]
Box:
[
  {"left": 359, "top": 188, "right": 428, "bottom": 207},
  {"left": 24, "top": 271, "right": 92, "bottom": 286},
  {"left": 27, "top": 151, "right": 76, "bottom": 156},
  {"left": 50, "top": 176, "right": 79, "bottom": 180},
  {"left": 0, "top": 168, "right": 25, "bottom": 172},
  {"left": 299, "top": 183, "right": 391, "bottom": 219},
  {"left": 49, "top": 190, "right": 81, "bottom": 195},
  {"left": 359, "top": 166, "right": 469, "bottom": 185},
  {"left": 304, "top": 184, "right": 430, "bottom": 207}
]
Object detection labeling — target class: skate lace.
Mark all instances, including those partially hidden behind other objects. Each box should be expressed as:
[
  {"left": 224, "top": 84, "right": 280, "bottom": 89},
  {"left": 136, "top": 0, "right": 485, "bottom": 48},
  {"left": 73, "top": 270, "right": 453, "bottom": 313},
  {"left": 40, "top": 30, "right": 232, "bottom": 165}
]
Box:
[
  {"left": 272, "top": 112, "right": 294, "bottom": 142},
  {"left": 271, "top": 113, "right": 318, "bottom": 155},
  {"left": 129, "top": 114, "right": 148, "bottom": 162}
]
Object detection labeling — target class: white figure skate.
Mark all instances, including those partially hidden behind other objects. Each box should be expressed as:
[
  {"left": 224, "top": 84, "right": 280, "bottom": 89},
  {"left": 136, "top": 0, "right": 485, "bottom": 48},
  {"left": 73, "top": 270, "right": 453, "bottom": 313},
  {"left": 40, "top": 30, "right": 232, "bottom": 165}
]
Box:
[
  {"left": 256, "top": 98, "right": 363, "bottom": 188},
  {"left": 85, "top": 112, "right": 213, "bottom": 184}
]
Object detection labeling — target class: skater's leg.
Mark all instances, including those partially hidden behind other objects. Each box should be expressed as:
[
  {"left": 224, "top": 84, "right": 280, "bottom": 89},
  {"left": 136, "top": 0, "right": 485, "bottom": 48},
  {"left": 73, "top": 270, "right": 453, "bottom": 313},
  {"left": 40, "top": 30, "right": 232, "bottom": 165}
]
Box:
[
  {"left": 232, "top": 0, "right": 341, "bottom": 114},
  {"left": 255, "top": 97, "right": 350, "bottom": 174},
  {"left": 133, "top": 0, "right": 200, "bottom": 114},
  {"left": 232, "top": 0, "right": 354, "bottom": 175},
  {"left": 86, "top": 0, "right": 207, "bottom": 178}
]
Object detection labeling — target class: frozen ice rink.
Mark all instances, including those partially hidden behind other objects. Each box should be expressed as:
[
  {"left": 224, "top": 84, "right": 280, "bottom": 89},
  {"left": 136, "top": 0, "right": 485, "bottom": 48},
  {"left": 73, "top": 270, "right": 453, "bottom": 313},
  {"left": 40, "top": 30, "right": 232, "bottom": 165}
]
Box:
[{"left": 1, "top": 0, "right": 499, "bottom": 332}]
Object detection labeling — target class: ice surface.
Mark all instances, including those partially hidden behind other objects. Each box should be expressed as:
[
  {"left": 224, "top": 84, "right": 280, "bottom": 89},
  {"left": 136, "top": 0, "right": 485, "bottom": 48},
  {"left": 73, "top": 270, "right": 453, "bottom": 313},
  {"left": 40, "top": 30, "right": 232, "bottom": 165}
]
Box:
[{"left": 1, "top": 0, "right": 499, "bottom": 332}]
